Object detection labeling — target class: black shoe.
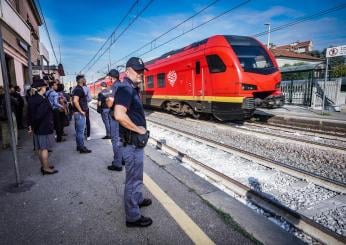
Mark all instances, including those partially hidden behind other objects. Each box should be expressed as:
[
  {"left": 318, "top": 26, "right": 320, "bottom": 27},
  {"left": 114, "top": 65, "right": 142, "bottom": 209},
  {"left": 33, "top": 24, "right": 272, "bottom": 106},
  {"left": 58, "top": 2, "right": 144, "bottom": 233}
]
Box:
[
  {"left": 56, "top": 138, "right": 66, "bottom": 143},
  {"left": 139, "top": 198, "right": 152, "bottom": 208},
  {"left": 107, "top": 165, "right": 122, "bottom": 171},
  {"left": 126, "top": 216, "right": 153, "bottom": 228},
  {"left": 41, "top": 169, "right": 58, "bottom": 175},
  {"left": 80, "top": 147, "right": 92, "bottom": 154},
  {"left": 102, "top": 136, "right": 111, "bottom": 139}
]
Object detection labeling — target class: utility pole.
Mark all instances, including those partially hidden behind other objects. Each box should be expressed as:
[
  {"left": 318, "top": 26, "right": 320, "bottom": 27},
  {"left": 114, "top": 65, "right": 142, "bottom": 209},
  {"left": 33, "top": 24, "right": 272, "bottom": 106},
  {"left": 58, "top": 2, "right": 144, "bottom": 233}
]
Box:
[{"left": 265, "top": 23, "right": 271, "bottom": 48}]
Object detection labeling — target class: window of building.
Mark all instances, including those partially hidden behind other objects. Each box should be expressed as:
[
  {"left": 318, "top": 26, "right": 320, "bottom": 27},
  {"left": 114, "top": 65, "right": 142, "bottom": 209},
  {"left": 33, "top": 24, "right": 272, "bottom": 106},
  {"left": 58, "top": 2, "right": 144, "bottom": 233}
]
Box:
[
  {"left": 146, "top": 75, "right": 154, "bottom": 88},
  {"left": 206, "top": 55, "right": 226, "bottom": 73},
  {"left": 157, "top": 73, "right": 166, "bottom": 88},
  {"left": 195, "top": 61, "right": 200, "bottom": 74}
]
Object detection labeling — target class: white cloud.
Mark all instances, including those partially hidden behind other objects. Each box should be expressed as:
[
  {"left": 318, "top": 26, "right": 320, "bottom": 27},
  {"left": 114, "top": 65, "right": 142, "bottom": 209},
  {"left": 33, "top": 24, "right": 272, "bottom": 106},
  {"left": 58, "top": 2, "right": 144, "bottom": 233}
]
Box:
[{"left": 86, "top": 37, "right": 107, "bottom": 43}]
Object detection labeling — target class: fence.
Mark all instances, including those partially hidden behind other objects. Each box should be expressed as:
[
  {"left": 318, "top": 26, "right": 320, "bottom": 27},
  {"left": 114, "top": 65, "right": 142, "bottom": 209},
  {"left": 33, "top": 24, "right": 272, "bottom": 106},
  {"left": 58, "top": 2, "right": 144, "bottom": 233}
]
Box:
[
  {"left": 311, "top": 78, "right": 342, "bottom": 110},
  {"left": 280, "top": 78, "right": 342, "bottom": 110}
]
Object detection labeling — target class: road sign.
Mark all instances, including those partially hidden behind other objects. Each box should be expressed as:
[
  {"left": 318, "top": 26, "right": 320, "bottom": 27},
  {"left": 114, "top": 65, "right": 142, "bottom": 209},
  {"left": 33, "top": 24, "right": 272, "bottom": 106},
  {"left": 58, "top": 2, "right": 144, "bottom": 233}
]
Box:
[{"left": 326, "top": 45, "right": 346, "bottom": 58}]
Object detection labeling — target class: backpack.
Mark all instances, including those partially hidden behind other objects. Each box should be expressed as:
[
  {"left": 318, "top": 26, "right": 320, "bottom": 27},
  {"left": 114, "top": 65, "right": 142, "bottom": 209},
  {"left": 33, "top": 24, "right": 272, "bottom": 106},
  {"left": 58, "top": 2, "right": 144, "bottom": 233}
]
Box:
[{"left": 0, "top": 95, "right": 7, "bottom": 120}]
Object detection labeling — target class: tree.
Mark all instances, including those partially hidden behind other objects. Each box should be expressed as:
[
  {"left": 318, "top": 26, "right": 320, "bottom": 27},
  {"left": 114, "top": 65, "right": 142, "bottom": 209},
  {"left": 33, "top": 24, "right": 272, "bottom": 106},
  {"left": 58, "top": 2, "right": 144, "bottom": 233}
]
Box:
[{"left": 331, "top": 64, "right": 346, "bottom": 78}]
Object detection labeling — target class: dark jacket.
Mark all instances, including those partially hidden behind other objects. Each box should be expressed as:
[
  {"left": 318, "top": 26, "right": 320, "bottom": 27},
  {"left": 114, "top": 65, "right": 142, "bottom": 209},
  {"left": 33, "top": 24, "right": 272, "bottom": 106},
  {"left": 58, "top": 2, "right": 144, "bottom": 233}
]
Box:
[{"left": 27, "top": 93, "right": 54, "bottom": 135}]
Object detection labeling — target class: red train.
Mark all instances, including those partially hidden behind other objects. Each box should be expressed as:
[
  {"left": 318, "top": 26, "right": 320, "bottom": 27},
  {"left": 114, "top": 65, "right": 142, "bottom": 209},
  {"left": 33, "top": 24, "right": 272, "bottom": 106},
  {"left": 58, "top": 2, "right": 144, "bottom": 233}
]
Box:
[{"left": 89, "top": 35, "right": 284, "bottom": 121}]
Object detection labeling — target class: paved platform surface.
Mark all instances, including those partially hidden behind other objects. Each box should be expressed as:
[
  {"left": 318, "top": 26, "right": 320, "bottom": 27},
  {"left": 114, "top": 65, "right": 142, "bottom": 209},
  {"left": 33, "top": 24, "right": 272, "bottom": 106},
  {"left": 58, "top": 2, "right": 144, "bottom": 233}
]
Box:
[
  {"left": 254, "top": 105, "right": 346, "bottom": 133},
  {"left": 0, "top": 110, "right": 303, "bottom": 244}
]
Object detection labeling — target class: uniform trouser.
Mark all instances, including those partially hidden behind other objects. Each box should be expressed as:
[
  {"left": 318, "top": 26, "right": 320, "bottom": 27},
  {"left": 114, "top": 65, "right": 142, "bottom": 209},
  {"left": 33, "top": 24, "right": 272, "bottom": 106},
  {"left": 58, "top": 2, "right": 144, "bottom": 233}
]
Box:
[
  {"left": 74, "top": 112, "right": 86, "bottom": 148},
  {"left": 101, "top": 108, "right": 111, "bottom": 137},
  {"left": 85, "top": 110, "right": 90, "bottom": 137},
  {"left": 0, "top": 113, "right": 18, "bottom": 146},
  {"left": 110, "top": 117, "right": 122, "bottom": 167},
  {"left": 123, "top": 145, "right": 144, "bottom": 222},
  {"left": 53, "top": 109, "right": 63, "bottom": 141}
]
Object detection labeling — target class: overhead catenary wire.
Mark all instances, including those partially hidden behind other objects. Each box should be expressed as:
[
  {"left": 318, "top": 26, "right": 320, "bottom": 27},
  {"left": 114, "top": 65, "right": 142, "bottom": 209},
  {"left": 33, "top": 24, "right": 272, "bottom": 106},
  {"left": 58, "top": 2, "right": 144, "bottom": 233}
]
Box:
[
  {"left": 253, "top": 3, "right": 346, "bottom": 37},
  {"left": 79, "top": 0, "right": 139, "bottom": 74},
  {"left": 106, "top": 2, "right": 346, "bottom": 73},
  {"left": 105, "top": 0, "right": 220, "bottom": 70},
  {"left": 103, "top": 0, "right": 251, "bottom": 71},
  {"left": 36, "top": 0, "right": 59, "bottom": 64},
  {"left": 80, "top": 0, "right": 155, "bottom": 75}
]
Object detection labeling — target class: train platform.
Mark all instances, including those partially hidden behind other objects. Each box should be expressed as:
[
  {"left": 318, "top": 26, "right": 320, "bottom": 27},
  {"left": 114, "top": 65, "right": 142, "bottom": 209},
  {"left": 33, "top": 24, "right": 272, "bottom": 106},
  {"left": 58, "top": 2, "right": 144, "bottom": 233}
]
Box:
[
  {"left": 254, "top": 105, "right": 346, "bottom": 134},
  {"left": 0, "top": 110, "right": 305, "bottom": 245}
]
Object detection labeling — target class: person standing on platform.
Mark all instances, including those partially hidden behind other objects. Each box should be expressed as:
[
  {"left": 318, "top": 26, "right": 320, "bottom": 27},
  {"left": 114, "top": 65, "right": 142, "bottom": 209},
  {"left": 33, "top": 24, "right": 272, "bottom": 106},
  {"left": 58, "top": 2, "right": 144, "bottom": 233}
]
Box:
[
  {"left": 114, "top": 57, "right": 152, "bottom": 227},
  {"left": 46, "top": 81, "right": 65, "bottom": 143},
  {"left": 14, "top": 86, "right": 24, "bottom": 129},
  {"left": 27, "top": 79, "right": 58, "bottom": 175},
  {"left": 97, "top": 81, "right": 111, "bottom": 139},
  {"left": 106, "top": 69, "right": 124, "bottom": 172},
  {"left": 0, "top": 86, "right": 18, "bottom": 149},
  {"left": 72, "top": 75, "right": 92, "bottom": 154},
  {"left": 83, "top": 81, "right": 92, "bottom": 141}
]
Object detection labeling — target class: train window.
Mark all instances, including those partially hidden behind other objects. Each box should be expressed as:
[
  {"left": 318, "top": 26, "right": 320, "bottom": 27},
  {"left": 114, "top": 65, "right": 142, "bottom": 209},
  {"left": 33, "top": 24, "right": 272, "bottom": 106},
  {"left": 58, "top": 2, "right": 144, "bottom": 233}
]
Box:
[
  {"left": 157, "top": 73, "right": 166, "bottom": 88},
  {"left": 206, "top": 55, "right": 226, "bottom": 73},
  {"left": 146, "top": 75, "right": 154, "bottom": 88},
  {"left": 195, "top": 61, "right": 200, "bottom": 74}
]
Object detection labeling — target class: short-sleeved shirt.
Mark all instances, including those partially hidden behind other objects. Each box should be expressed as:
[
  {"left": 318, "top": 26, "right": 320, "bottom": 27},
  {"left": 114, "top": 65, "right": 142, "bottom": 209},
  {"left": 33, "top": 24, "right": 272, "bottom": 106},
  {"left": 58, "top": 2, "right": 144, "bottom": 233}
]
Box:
[
  {"left": 97, "top": 88, "right": 110, "bottom": 109},
  {"left": 72, "top": 85, "right": 88, "bottom": 112},
  {"left": 115, "top": 77, "right": 146, "bottom": 135}
]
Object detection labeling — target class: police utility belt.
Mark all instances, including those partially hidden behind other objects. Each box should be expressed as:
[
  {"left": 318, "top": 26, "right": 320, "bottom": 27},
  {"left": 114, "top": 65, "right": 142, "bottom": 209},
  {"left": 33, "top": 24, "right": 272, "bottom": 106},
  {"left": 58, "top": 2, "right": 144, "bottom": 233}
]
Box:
[{"left": 121, "top": 130, "right": 150, "bottom": 148}]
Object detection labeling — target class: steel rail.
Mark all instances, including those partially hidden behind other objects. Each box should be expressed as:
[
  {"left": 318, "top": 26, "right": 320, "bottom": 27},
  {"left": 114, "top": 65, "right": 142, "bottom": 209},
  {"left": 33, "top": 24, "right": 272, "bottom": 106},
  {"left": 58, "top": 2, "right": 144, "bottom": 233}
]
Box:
[
  {"left": 148, "top": 136, "right": 346, "bottom": 245},
  {"left": 243, "top": 121, "right": 346, "bottom": 142},
  {"left": 147, "top": 119, "right": 346, "bottom": 194},
  {"left": 252, "top": 120, "right": 346, "bottom": 138}
]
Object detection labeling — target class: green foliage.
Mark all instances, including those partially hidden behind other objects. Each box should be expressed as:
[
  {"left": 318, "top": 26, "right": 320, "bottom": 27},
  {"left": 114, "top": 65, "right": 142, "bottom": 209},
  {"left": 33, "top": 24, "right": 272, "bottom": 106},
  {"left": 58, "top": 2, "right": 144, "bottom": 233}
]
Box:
[{"left": 331, "top": 64, "right": 346, "bottom": 78}]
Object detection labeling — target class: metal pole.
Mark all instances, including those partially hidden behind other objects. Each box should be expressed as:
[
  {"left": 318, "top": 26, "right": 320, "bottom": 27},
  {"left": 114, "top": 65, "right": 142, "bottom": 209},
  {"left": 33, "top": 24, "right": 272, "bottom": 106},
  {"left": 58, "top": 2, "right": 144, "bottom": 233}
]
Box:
[
  {"left": 265, "top": 23, "right": 270, "bottom": 48},
  {"left": 0, "top": 21, "right": 22, "bottom": 186},
  {"left": 322, "top": 58, "right": 329, "bottom": 114}
]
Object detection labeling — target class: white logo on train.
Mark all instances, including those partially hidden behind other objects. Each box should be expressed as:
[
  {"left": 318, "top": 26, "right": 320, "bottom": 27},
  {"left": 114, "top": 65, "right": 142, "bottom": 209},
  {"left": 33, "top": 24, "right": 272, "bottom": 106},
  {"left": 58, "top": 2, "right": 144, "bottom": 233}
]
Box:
[{"left": 167, "top": 70, "right": 177, "bottom": 87}]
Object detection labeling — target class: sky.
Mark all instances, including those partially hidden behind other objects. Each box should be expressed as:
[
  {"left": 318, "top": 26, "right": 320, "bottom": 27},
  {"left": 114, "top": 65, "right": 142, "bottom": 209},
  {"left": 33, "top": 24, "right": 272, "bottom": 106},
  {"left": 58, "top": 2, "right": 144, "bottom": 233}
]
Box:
[{"left": 38, "top": 0, "right": 346, "bottom": 84}]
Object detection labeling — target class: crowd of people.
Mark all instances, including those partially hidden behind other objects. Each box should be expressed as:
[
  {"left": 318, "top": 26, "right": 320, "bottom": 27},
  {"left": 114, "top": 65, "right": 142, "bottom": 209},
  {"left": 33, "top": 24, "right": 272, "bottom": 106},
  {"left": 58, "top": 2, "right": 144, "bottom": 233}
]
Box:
[{"left": 1, "top": 57, "right": 152, "bottom": 228}]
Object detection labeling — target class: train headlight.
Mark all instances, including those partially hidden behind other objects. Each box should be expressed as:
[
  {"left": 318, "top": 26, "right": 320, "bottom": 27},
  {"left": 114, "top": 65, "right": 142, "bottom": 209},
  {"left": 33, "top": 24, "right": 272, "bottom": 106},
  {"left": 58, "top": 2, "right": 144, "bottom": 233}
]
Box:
[{"left": 242, "top": 83, "right": 257, "bottom": 90}]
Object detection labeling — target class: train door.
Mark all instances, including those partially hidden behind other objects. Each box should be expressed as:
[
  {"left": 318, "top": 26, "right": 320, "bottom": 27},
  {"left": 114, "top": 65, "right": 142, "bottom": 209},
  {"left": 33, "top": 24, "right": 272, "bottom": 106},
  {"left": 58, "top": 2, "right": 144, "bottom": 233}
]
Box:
[
  {"left": 206, "top": 54, "right": 236, "bottom": 96},
  {"left": 193, "top": 60, "right": 204, "bottom": 99}
]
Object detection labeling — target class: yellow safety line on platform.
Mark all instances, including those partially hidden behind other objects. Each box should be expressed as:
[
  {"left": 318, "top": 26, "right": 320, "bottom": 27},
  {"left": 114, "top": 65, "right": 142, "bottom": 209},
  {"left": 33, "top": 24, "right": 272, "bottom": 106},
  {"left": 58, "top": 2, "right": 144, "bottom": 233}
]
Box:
[{"left": 143, "top": 173, "right": 215, "bottom": 245}]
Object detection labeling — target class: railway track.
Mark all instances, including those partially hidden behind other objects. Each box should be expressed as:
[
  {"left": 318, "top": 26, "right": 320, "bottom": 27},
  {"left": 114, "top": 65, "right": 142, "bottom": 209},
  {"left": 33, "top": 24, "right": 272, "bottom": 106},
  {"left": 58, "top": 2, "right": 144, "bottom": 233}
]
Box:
[
  {"left": 147, "top": 118, "right": 346, "bottom": 193},
  {"left": 146, "top": 120, "right": 346, "bottom": 244},
  {"left": 244, "top": 121, "right": 346, "bottom": 142},
  {"left": 146, "top": 110, "right": 346, "bottom": 153},
  {"left": 251, "top": 119, "right": 346, "bottom": 138},
  {"left": 186, "top": 118, "right": 346, "bottom": 154}
]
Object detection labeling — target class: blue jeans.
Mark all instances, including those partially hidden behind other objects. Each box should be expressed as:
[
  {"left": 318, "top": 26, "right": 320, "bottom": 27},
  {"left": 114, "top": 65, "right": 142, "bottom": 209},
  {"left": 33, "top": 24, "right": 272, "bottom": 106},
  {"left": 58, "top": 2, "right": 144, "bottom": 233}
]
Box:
[
  {"left": 101, "top": 108, "right": 111, "bottom": 137},
  {"left": 74, "top": 112, "right": 86, "bottom": 148},
  {"left": 110, "top": 117, "right": 122, "bottom": 167},
  {"left": 123, "top": 145, "right": 144, "bottom": 222}
]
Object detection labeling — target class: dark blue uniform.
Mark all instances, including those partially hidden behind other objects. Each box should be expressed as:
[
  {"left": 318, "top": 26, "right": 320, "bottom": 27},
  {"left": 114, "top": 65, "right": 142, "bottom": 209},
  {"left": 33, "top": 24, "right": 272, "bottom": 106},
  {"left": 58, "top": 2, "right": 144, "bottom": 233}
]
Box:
[
  {"left": 109, "top": 80, "right": 124, "bottom": 168},
  {"left": 98, "top": 88, "right": 111, "bottom": 137},
  {"left": 115, "top": 77, "right": 146, "bottom": 222}
]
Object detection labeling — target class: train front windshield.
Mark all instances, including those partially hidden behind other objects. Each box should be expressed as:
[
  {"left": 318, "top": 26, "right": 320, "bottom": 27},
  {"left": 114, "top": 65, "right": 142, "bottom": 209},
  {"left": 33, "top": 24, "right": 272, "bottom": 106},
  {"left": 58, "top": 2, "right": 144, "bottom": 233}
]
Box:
[{"left": 225, "top": 35, "right": 278, "bottom": 75}]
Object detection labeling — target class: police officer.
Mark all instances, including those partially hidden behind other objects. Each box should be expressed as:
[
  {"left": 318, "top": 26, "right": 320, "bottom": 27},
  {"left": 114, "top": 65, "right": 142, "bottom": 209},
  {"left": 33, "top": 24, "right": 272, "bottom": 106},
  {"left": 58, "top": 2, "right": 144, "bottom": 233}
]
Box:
[
  {"left": 97, "top": 81, "right": 111, "bottom": 139},
  {"left": 106, "top": 69, "right": 124, "bottom": 171},
  {"left": 114, "top": 57, "right": 152, "bottom": 227}
]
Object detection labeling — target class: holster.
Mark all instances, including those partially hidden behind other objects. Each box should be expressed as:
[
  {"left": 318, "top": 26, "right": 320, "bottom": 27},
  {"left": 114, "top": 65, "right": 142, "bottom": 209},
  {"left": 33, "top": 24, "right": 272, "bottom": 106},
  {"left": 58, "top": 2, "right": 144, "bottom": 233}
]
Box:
[{"left": 121, "top": 130, "right": 150, "bottom": 148}]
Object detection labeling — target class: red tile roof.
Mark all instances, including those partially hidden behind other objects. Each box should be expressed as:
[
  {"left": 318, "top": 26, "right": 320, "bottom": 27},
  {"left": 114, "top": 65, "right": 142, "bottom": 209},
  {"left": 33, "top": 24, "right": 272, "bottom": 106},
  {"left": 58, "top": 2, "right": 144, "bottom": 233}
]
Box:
[{"left": 270, "top": 49, "right": 322, "bottom": 61}]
